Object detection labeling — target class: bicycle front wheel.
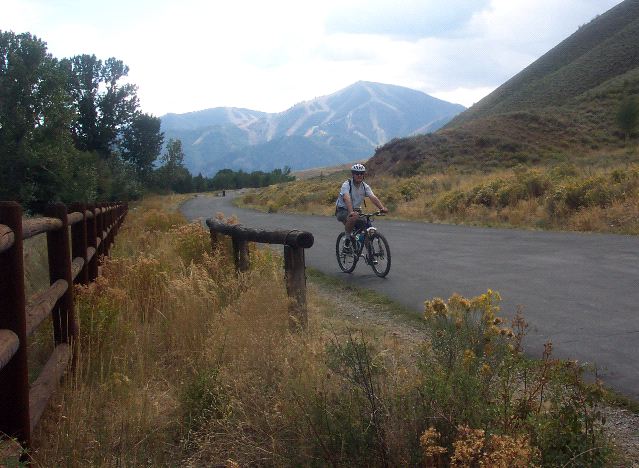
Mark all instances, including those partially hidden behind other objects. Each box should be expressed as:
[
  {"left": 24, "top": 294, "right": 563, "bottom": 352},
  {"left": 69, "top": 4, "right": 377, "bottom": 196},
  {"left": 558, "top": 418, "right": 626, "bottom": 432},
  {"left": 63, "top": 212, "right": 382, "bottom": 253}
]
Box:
[
  {"left": 336, "top": 232, "right": 358, "bottom": 273},
  {"left": 367, "top": 233, "right": 391, "bottom": 277}
]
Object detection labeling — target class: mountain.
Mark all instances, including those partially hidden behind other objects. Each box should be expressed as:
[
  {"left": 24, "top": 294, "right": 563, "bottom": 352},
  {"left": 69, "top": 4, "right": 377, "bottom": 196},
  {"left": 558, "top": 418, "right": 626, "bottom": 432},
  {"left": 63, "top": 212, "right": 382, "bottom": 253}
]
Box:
[
  {"left": 368, "top": 0, "right": 639, "bottom": 176},
  {"left": 160, "top": 81, "right": 465, "bottom": 175}
]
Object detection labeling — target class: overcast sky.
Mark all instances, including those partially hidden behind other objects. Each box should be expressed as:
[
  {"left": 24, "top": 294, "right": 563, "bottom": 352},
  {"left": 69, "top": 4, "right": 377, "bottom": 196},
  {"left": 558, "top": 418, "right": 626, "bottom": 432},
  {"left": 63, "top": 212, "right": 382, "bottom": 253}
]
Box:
[{"left": 2, "top": 0, "right": 625, "bottom": 116}]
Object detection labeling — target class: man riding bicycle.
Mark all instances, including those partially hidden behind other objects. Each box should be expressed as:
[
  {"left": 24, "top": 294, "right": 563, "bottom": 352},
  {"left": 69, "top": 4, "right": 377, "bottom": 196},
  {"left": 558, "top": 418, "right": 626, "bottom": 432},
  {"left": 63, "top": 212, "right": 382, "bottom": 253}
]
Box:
[{"left": 335, "top": 164, "right": 388, "bottom": 242}]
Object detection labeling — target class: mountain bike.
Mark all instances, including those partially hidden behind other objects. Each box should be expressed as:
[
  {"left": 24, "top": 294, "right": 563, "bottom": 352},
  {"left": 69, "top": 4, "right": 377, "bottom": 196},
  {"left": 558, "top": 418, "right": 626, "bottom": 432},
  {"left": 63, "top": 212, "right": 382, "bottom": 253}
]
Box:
[{"left": 335, "top": 211, "right": 391, "bottom": 277}]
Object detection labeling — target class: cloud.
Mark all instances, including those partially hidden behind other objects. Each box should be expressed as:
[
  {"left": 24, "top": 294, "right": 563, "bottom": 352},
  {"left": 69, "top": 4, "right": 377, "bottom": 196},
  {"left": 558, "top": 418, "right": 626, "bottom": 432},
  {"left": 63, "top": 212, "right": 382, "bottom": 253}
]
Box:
[
  {"left": 325, "top": 0, "right": 491, "bottom": 39},
  {"left": 1, "top": 0, "right": 626, "bottom": 114}
]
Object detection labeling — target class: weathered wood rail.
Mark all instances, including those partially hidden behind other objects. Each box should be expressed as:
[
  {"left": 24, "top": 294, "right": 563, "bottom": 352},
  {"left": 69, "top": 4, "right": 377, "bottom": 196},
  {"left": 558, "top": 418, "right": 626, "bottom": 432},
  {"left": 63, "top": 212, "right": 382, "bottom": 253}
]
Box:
[
  {"left": 0, "top": 201, "right": 127, "bottom": 452},
  {"left": 206, "top": 218, "right": 314, "bottom": 330}
]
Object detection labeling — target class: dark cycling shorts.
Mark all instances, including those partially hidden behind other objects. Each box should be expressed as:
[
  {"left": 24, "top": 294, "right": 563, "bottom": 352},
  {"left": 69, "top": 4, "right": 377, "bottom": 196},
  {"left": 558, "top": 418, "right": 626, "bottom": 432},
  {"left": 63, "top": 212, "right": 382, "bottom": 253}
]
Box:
[
  {"left": 336, "top": 207, "right": 366, "bottom": 230},
  {"left": 335, "top": 207, "right": 349, "bottom": 223}
]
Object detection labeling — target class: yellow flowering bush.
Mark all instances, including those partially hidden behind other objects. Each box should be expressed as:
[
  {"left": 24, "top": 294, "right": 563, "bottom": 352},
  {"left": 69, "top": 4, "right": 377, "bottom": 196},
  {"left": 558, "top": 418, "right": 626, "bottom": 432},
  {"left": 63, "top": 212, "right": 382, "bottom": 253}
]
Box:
[
  {"left": 420, "top": 291, "right": 611, "bottom": 466},
  {"left": 423, "top": 290, "right": 513, "bottom": 372}
]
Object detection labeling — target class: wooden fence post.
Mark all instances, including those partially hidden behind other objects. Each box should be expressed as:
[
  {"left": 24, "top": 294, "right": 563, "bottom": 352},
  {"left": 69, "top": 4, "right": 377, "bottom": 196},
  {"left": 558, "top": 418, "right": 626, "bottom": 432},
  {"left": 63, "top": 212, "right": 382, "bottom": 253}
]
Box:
[
  {"left": 108, "top": 204, "right": 114, "bottom": 249},
  {"left": 284, "top": 245, "right": 308, "bottom": 330},
  {"left": 232, "top": 237, "right": 250, "bottom": 272},
  {"left": 45, "top": 203, "right": 77, "bottom": 346},
  {"left": 101, "top": 203, "right": 110, "bottom": 258},
  {"left": 86, "top": 204, "right": 98, "bottom": 282},
  {"left": 112, "top": 204, "right": 119, "bottom": 238},
  {"left": 0, "top": 202, "right": 31, "bottom": 447},
  {"left": 69, "top": 203, "right": 88, "bottom": 285},
  {"left": 96, "top": 204, "right": 105, "bottom": 262}
]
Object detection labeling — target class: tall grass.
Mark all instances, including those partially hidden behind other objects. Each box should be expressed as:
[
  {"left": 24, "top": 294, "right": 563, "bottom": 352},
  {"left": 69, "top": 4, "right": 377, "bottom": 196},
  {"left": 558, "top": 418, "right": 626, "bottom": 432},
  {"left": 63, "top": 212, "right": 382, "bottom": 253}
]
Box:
[{"left": 28, "top": 195, "right": 614, "bottom": 466}]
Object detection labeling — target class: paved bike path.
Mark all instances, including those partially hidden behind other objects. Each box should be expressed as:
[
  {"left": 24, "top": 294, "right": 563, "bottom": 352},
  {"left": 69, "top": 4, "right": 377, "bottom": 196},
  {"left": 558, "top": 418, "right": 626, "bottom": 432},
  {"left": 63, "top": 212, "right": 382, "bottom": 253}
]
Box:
[{"left": 181, "top": 193, "right": 639, "bottom": 399}]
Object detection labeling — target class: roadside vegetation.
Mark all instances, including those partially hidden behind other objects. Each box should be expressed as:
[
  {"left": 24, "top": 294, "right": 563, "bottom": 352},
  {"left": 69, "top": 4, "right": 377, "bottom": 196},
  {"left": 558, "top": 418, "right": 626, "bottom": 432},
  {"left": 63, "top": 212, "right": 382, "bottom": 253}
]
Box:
[
  {"left": 20, "top": 195, "right": 622, "bottom": 466},
  {"left": 239, "top": 150, "right": 639, "bottom": 235}
]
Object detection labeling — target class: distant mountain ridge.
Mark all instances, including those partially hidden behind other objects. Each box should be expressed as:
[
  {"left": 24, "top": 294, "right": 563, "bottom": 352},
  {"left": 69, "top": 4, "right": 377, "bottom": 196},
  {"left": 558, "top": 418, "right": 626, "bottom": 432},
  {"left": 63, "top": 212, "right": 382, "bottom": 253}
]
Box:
[
  {"left": 160, "top": 81, "right": 465, "bottom": 175},
  {"left": 368, "top": 0, "right": 639, "bottom": 176}
]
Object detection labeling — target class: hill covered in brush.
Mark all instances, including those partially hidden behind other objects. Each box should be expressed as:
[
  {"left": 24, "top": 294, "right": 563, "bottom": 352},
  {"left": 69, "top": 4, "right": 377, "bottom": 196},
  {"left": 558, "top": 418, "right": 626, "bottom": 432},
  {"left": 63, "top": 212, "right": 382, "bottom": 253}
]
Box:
[{"left": 368, "top": 0, "right": 639, "bottom": 176}]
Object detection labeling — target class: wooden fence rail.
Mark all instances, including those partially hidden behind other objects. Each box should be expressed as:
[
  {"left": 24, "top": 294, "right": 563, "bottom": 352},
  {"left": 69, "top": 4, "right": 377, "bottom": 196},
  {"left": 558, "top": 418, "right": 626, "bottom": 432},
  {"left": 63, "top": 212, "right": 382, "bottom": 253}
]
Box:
[
  {"left": 206, "top": 218, "right": 314, "bottom": 330},
  {"left": 0, "top": 201, "right": 127, "bottom": 453}
]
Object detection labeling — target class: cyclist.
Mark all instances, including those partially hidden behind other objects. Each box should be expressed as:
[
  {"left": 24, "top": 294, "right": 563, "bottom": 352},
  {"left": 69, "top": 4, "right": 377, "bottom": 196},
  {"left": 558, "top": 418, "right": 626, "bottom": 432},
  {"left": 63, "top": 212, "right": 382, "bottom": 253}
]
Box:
[{"left": 335, "top": 163, "right": 388, "bottom": 244}]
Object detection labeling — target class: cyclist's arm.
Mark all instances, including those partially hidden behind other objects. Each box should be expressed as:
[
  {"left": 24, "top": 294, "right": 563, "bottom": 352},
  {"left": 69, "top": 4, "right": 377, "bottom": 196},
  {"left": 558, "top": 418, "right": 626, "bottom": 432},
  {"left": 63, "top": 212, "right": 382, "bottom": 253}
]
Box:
[
  {"left": 343, "top": 192, "right": 356, "bottom": 215},
  {"left": 369, "top": 194, "right": 388, "bottom": 213}
]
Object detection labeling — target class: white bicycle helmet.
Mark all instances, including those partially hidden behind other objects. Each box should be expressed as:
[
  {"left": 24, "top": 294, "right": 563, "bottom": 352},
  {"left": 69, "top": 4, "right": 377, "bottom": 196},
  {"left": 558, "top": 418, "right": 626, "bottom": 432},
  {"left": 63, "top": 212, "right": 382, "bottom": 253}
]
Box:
[{"left": 351, "top": 163, "right": 366, "bottom": 173}]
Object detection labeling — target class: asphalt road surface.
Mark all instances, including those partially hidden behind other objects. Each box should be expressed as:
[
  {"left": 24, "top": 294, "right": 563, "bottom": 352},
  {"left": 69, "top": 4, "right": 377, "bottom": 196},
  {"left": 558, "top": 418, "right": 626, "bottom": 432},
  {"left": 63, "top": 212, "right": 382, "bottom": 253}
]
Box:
[{"left": 181, "top": 192, "right": 639, "bottom": 399}]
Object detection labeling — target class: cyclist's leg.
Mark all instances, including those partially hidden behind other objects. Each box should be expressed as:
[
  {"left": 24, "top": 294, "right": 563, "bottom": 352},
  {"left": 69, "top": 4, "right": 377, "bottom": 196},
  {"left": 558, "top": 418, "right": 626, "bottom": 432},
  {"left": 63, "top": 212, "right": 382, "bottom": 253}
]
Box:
[
  {"left": 345, "top": 212, "right": 361, "bottom": 235},
  {"left": 336, "top": 207, "right": 349, "bottom": 225},
  {"left": 336, "top": 207, "right": 353, "bottom": 246}
]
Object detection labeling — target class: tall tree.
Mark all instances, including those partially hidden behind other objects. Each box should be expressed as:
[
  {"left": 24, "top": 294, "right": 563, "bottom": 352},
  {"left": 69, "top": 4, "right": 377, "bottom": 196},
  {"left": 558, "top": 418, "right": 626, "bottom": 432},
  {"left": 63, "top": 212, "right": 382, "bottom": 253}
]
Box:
[
  {"left": 66, "top": 54, "right": 139, "bottom": 158},
  {"left": 121, "top": 113, "right": 164, "bottom": 182},
  {"left": 155, "top": 138, "right": 191, "bottom": 192},
  {"left": 0, "top": 30, "right": 84, "bottom": 205}
]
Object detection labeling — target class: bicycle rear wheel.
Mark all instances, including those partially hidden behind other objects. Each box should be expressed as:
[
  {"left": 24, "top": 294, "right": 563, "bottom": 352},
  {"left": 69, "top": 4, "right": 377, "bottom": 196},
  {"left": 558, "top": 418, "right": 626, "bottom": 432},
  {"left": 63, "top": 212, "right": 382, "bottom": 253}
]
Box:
[
  {"left": 336, "top": 232, "right": 358, "bottom": 273},
  {"left": 367, "top": 233, "right": 391, "bottom": 277}
]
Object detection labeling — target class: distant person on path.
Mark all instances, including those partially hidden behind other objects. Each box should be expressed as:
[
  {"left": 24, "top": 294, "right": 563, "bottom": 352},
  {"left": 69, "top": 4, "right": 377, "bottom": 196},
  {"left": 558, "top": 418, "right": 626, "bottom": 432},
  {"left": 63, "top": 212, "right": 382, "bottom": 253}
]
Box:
[{"left": 335, "top": 163, "right": 388, "bottom": 240}]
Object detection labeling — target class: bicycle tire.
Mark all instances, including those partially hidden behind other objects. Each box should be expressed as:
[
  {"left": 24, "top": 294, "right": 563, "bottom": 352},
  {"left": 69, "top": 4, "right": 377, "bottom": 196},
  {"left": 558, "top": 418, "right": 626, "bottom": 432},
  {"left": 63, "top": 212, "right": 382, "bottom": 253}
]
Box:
[
  {"left": 336, "top": 232, "right": 358, "bottom": 273},
  {"left": 367, "top": 232, "right": 391, "bottom": 277}
]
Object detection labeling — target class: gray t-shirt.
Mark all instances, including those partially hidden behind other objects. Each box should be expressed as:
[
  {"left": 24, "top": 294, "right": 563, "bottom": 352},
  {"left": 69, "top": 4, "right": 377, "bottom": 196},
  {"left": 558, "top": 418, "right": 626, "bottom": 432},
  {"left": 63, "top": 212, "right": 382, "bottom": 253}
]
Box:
[{"left": 336, "top": 179, "right": 374, "bottom": 210}]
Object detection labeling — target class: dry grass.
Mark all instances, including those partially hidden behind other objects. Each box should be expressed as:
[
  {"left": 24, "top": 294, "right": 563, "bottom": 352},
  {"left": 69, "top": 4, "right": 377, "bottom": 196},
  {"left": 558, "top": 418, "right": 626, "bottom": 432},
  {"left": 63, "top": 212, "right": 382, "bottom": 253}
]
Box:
[
  {"left": 239, "top": 154, "right": 639, "bottom": 235},
  {"left": 25, "top": 194, "right": 614, "bottom": 466}
]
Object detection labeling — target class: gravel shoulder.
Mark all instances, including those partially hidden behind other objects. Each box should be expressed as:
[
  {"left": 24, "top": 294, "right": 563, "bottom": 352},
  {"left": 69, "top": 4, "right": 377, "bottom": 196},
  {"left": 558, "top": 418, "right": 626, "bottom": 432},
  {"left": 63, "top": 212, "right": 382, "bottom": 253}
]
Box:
[{"left": 308, "top": 277, "right": 639, "bottom": 466}]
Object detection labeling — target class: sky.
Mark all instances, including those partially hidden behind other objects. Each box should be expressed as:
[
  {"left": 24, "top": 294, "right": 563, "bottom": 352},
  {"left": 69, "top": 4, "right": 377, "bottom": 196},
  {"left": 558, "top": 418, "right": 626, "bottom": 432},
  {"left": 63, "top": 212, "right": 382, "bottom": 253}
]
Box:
[{"left": 2, "top": 0, "right": 625, "bottom": 116}]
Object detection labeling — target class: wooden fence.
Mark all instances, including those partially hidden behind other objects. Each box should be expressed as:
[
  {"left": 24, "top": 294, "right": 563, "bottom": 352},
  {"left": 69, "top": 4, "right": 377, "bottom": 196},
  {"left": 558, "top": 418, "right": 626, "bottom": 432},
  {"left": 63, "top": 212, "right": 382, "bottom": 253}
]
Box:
[
  {"left": 0, "top": 201, "right": 127, "bottom": 452},
  {"left": 206, "top": 218, "right": 314, "bottom": 330}
]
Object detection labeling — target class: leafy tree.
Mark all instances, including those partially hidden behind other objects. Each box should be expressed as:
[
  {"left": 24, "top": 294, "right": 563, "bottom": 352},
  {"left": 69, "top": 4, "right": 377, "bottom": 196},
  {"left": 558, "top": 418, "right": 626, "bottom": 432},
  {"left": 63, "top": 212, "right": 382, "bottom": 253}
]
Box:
[
  {"left": 154, "top": 138, "right": 191, "bottom": 192},
  {"left": 97, "top": 156, "right": 143, "bottom": 201},
  {"left": 66, "top": 54, "right": 139, "bottom": 157},
  {"left": 617, "top": 94, "right": 639, "bottom": 143},
  {"left": 0, "top": 30, "right": 92, "bottom": 206},
  {"left": 121, "top": 113, "right": 164, "bottom": 182},
  {"left": 160, "top": 138, "right": 185, "bottom": 170}
]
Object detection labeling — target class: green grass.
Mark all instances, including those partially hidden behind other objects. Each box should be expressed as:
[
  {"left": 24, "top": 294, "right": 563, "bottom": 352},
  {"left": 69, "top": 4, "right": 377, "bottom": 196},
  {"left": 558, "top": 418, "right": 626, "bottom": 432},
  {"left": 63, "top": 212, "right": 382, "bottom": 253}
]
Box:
[{"left": 602, "top": 388, "right": 639, "bottom": 414}]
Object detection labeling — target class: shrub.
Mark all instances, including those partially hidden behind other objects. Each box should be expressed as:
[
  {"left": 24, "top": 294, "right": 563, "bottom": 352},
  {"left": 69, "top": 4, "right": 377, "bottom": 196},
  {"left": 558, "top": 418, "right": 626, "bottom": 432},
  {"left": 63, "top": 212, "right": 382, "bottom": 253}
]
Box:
[
  {"left": 558, "top": 176, "right": 614, "bottom": 210},
  {"left": 266, "top": 200, "right": 279, "bottom": 213},
  {"left": 169, "top": 222, "right": 211, "bottom": 265},
  {"left": 397, "top": 177, "right": 429, "bottom": 202},
  {"left": 419, "top": 291, "right": 611, "bottom": 466},
  {"left": 548, "top": 163, "right": 579, "bottom": 181},
  {"left": 434, "top": 190, "right": 467, "bottom": 215}
]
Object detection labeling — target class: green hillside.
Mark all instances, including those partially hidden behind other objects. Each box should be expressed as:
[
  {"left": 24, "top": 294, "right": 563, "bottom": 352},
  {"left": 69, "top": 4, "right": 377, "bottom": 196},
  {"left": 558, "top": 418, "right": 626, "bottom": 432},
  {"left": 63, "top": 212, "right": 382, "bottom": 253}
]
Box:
[{"left": 368, "top": 0, "right": 639, "bottom": 176}]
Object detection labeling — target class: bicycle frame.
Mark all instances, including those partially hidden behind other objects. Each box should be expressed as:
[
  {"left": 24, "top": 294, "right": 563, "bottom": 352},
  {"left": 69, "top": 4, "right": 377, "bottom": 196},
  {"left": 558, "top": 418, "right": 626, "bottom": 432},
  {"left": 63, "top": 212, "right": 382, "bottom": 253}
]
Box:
[{"left": 353, "top": 213, "right": 378, "bottom": 250}]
